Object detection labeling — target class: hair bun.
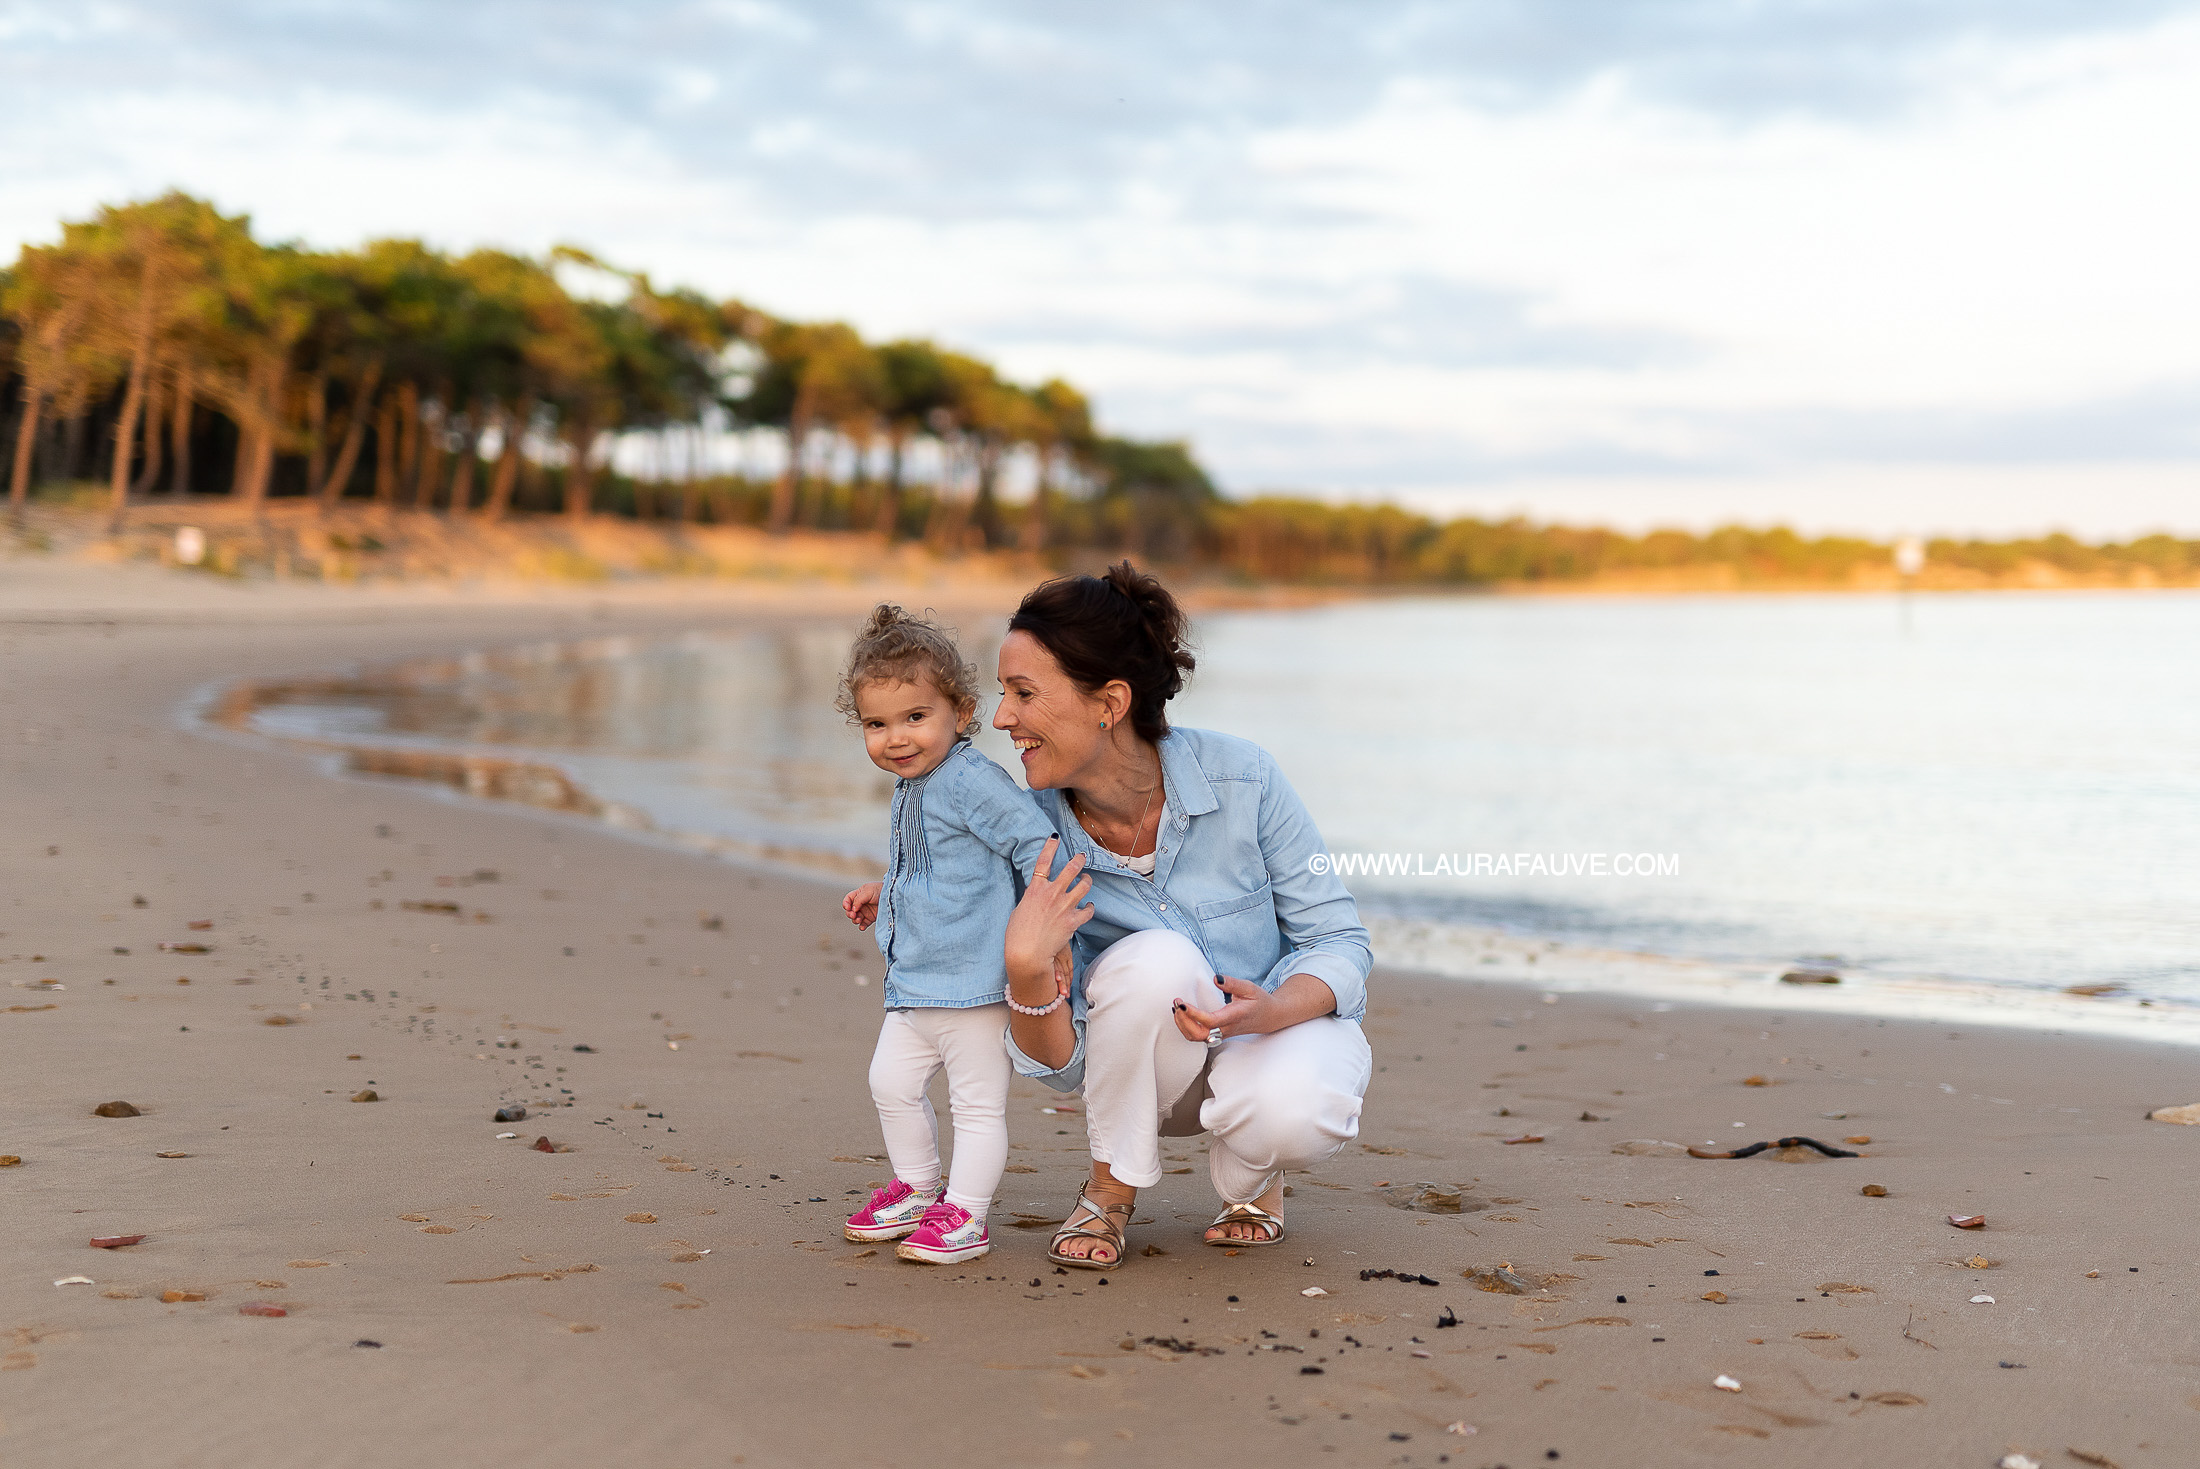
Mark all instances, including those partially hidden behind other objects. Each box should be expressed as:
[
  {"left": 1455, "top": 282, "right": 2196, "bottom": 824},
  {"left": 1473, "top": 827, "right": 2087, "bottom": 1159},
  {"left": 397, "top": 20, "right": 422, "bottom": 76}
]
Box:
[
  {"left": 859, "top": 603, "right": 912, "bottom": 639},
  {"left": 1102, "top": 560, "right": 1193, "bottom": 699}
]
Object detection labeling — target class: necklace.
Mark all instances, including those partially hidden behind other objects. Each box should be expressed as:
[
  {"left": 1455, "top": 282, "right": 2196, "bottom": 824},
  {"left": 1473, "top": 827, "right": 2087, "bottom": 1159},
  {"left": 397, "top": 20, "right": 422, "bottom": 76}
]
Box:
[{"left": 1071, "top": 759, "right": 1161, "bottom": 860}]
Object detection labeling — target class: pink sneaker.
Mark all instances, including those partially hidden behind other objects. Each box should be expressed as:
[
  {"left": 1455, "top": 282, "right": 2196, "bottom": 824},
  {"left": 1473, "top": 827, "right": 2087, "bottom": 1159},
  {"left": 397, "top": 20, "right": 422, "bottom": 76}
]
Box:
[
  {"left": 844, "top": 1179, "right": 938, "bottom": 1242},
  {"left": 895, "top": 1198, "right": 991, "bottom": 1264}
]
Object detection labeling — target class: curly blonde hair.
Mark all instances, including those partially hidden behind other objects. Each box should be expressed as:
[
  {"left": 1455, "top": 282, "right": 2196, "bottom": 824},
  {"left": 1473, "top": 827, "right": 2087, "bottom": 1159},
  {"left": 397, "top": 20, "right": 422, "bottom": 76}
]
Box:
[{"left": 835, "top": 604, "right": 981, "bottom": 730}]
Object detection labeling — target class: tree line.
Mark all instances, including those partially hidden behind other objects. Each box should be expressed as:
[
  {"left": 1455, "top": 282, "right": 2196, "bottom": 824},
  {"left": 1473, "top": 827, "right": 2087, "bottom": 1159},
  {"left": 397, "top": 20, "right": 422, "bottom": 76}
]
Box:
[
  {"left": 6, "top": 193, "right": 2192, "bottom": 587},
  {"left": 1203, "top": 501, "right": 2199, "bottom": 586},
  {"left": 0, "top": 192, "right": 1217, "bottom": 554}
]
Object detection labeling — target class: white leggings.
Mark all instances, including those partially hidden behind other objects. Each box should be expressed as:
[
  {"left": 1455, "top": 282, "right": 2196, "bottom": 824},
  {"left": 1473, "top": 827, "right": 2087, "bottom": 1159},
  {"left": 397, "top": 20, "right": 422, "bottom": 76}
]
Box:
[
  {"left": 1080, "top": 930, "right": 1372, "bottom": 1203},
  {"left": 868, "top": 1003, "right": 1011, "bottom": 1220}
]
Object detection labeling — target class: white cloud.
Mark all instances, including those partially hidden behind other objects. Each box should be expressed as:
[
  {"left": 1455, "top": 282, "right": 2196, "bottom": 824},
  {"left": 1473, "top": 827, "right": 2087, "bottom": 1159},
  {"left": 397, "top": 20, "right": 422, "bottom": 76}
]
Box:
[{"left": 2, "top": 1, "right": 2197, "bottom": 534}]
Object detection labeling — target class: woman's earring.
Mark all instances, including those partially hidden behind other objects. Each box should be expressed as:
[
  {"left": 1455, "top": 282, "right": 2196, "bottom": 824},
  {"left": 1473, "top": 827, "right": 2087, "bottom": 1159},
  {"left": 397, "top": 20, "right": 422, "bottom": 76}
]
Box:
[{"left": 1100, "top": 721, "right": 1108, "bottom": 729}]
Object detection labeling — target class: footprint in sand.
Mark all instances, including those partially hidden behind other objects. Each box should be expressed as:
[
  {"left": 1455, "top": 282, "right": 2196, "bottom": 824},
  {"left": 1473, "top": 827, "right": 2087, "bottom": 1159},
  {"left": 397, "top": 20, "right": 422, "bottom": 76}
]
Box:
[{"left": 1794, "top": 1331, "right": 1858, "bottom": 1361}]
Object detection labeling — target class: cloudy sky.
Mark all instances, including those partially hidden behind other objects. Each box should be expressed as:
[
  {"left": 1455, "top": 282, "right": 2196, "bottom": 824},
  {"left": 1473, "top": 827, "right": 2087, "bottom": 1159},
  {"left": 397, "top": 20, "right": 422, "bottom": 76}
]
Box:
[{"left": 5, "top": 0, "right": 2198, "bottom": 535}]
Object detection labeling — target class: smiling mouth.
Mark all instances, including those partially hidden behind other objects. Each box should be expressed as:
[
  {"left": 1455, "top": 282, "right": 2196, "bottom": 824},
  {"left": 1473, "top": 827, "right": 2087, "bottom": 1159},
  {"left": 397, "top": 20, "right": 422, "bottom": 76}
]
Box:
[{"left": 1012, "top": 738, "right": 1041, "bottom": 752}]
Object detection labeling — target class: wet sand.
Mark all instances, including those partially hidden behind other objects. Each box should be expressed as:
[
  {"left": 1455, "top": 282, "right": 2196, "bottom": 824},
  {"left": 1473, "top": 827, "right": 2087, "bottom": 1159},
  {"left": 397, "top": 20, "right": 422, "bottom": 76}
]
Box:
[{"left": 4, "top": 565, "right": 2198, "bottom": 1468}]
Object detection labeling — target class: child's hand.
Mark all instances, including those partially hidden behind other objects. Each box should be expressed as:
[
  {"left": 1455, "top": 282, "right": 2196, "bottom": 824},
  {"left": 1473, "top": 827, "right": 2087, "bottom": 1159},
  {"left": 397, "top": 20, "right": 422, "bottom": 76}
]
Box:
[{"left": 843, "top": 881, "right": 882, "bottom": 930}]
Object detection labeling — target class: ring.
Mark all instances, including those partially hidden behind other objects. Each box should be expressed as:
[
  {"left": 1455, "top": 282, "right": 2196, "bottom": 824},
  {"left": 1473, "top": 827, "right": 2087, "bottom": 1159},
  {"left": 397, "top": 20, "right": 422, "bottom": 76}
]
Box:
[{"left": 1206, "top": 1028, "right": 1222, "bottom": 1047}]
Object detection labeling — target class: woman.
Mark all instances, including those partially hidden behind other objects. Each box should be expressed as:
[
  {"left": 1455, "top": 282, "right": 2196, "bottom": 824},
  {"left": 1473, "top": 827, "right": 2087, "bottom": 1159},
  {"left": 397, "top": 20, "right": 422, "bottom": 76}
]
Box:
[{"left": 995, "top": 562, "right": 1373, "bottom": 1268}]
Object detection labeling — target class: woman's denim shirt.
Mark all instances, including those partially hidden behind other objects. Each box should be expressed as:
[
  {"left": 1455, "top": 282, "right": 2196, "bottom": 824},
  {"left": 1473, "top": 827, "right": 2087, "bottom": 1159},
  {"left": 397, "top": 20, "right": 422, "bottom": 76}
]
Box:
[
  {"left": 1005, "top": 726, "right": 1371, "bottom": 1091},
  {"left": 876, "top": 740, "right": 1061, "bottom": 1008}
]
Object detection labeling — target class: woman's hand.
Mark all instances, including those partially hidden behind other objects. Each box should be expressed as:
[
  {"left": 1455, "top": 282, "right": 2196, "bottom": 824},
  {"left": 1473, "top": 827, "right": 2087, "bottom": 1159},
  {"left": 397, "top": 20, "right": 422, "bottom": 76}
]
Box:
[
  {"left": 1171, "top": 971, "right": 1338, "bottom": 1043},
  {"left": 842, "top": 881, "right": 882, "bottom": 930},
  {"left": 1005, "top": 840, "right": 1092, "bottom": 1072},
  {"left": 1004, "top": 837, "right": 1093, "bottom": 1000}
]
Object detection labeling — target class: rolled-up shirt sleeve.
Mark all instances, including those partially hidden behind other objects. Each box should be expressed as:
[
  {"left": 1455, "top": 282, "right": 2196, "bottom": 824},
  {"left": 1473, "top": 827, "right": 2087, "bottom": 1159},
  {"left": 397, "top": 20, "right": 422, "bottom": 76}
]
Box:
[
  {"left": 1255, "top": 754, "right": 1372, "bottom": 1021},
  {"left": 1003, "top": 1012, "right": 1085, "bottom": 1093}
]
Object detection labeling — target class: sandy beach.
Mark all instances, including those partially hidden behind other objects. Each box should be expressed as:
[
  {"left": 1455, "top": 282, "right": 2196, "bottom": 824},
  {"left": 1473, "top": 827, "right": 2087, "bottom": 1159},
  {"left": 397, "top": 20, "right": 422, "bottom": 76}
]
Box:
[{"left": 4, "top": 562, "right": 2198, "bottom": 1469}]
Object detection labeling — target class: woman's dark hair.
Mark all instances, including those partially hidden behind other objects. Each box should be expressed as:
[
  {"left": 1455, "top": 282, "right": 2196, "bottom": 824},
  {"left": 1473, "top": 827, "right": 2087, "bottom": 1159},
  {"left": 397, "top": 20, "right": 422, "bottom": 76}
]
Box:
[{"left": 1008, "top": 560, "right": 1194, "bottom": 743}]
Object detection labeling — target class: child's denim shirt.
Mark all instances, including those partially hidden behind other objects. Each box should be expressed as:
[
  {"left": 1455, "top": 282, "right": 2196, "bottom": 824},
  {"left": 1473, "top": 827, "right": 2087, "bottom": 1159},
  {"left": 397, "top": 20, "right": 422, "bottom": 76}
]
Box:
[{"left": 876, "top": 740, "right": 1061, "bottom": 1008}]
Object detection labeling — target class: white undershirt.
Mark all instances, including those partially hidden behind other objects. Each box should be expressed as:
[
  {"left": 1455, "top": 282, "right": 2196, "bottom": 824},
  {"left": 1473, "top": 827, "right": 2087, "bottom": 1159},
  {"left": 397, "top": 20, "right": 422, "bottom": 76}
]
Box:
[{"left": 1070, "top": 804, "right": 1158, "bottom": 877}]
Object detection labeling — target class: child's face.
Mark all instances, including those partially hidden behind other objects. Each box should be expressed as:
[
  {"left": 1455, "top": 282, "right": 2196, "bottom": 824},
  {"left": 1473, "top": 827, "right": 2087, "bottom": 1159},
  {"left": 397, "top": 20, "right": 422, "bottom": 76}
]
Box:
[{"left": 854, "top": 677, "right": 971, "bottom": 781}]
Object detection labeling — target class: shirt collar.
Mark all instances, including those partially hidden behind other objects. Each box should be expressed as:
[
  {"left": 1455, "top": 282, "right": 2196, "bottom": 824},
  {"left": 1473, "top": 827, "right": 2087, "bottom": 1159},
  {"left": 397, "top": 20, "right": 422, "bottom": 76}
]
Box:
[{"left": 1156, "top": 729, "right": 1216, "bottom": 826}]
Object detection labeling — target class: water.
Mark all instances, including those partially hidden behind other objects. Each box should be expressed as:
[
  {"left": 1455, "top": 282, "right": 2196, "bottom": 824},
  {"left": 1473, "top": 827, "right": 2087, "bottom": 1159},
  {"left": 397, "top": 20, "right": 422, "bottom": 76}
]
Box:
[
  {"left": 221, "top": 591, "right": 2200, "bottom": 1015},
  {"left": 1182, "top": 593, "right": 2200, "bottom": 1001}
]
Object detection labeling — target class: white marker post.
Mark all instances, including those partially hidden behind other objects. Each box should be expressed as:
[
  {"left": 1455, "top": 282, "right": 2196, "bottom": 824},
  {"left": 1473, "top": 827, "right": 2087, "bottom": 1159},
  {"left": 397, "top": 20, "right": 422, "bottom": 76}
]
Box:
[{"left": 1893, "top": 536, "right": 1925, "bottom": 635}]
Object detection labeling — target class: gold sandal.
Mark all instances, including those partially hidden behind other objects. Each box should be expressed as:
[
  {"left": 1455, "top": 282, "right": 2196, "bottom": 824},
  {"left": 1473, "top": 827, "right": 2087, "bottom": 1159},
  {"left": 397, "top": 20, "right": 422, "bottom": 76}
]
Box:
[
  {"left": 1046, "top": 1185, "right": 1132, "bottom": 1271},
  {"left": 1204, "top": 1200, "right": 1286, "bottom": 1247}
]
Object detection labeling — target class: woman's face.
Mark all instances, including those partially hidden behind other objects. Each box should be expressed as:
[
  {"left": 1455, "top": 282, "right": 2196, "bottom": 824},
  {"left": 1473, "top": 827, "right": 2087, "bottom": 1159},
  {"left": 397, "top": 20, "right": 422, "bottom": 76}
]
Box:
[{"left": 994, "top": 630, "right": 1110, "bottom": 790}]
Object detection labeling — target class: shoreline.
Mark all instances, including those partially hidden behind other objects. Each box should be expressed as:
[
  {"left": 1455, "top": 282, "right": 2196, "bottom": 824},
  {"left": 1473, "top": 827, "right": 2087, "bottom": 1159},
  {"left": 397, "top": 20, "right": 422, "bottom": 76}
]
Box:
[
  {"left": 11, "top": 503, "right": 2200, "bottom": 612},
  {"left": 181, "top": 597, "right": 2200, "bottom": 1054},
  {"left": 5, "top": 564, "right": 2199, "bottom": 1467},
  {"left": 199, "top": 656, "right": 2200, "bottom": 1055}
]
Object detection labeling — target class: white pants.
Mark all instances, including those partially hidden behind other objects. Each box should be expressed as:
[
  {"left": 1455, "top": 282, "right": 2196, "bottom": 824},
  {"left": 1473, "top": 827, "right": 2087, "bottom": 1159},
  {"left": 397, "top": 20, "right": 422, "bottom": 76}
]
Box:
[
  {"left": 1080, "top": 930, "right": 1372, "bottom": 1202},
  {"left": 868, "top": 1004, "right": 1011, "bottom": 1220}
]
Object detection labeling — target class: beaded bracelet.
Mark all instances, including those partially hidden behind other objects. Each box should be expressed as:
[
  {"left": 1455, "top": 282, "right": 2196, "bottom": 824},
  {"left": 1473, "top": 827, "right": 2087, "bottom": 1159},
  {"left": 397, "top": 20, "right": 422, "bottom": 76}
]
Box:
[{"left": 1006, "top": 990, "right": 1066, "bottom": 1017}]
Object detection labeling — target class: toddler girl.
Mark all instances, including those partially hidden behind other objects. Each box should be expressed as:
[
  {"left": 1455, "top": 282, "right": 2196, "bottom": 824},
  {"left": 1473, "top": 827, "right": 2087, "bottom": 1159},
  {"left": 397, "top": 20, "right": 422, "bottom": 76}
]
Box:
[{"left": 838, "top": 605, "right": 1061, "bottom": 1263}]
